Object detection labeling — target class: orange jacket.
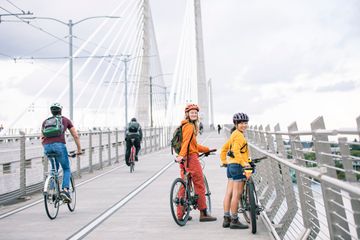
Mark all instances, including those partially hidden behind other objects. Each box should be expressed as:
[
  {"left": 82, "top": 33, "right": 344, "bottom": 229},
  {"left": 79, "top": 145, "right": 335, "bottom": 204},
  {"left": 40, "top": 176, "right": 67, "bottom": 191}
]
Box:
[{"left": 178, "top": 119, "right": 209, "bottom": 157}]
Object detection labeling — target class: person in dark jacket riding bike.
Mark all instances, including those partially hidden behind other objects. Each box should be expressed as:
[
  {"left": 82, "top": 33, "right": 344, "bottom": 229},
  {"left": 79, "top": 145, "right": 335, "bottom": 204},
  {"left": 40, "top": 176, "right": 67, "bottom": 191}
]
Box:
[{"left": 125, "top": 117, "right": 142, "bottom": 166}]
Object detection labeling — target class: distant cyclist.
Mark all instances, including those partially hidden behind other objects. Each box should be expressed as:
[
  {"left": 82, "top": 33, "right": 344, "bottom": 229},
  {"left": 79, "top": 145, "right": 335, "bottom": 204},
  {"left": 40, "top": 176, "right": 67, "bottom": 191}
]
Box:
[
  {"left": 41, "top": 103, "right": 82, "bottom": 203},
  {"left": 125, "top": 117, "right": 143, "bottom": 166}
]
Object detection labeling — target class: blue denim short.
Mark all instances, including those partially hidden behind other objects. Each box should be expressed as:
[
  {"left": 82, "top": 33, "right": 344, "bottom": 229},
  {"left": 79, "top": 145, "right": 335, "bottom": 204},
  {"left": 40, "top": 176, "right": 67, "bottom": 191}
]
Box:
[{"left": 226, "top": 163, "right": 246, "bottom": 182}]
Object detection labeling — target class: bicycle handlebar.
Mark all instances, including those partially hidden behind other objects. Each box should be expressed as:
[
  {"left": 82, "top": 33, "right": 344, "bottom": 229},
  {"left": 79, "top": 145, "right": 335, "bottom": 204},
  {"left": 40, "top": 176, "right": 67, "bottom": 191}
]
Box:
[
  {"left": 174, "top": 149, "right": 217, "bottom": 164},
  {"left": 251, "top": 156, "right": 267, "bottom": 163},
  {"left": 68, "top": 149, "right": 85, "bottom": 158}
]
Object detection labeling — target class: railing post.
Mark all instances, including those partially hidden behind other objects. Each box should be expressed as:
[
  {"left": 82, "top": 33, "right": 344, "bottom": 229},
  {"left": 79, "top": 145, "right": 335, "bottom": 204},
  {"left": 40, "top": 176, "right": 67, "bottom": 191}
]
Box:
[
  {"left": 88, "top": 129, "right": 93, "bottom": 173},
  {"left": 144, "top": 128, "right": 147, "bottom": 154},
  {"left": 274, "top": 124, "right": 298, "bottom": 238},
  {"left": 311, "top": 116, "right": 350, "bottom": 238},
  {"left": 19, "top": 131, "right": 26, "bottom": 197},
  {"left": 254, "top": 126, "right": 272, "bottom": 200},
  {"left": 289, "top": 122, "right": 320, "bottom": 239},
  {"left": 115, "top": 128, "right": 119, "bottom": 163},
  {"left": 99, "top": 129, "right": 103, "bottom": 170},
  {"left": 264, "top": 125, "right": 283, "bottom": 223},
  {"left": 107, "top": 128, "right": 111, "bottom": 166}
]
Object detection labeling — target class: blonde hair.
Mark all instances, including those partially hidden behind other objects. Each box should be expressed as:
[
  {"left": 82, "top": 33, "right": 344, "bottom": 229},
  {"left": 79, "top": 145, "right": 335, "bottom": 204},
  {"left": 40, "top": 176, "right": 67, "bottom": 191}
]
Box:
[{"left": 185, "top": 112, "right": 199, "bottom": 135}]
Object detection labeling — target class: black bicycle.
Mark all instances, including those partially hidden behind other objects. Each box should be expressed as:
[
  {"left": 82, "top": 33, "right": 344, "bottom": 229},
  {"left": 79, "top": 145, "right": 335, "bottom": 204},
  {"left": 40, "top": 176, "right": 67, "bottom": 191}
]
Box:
[
  {"left": 43, "top": 151, "right": 80, "bottom": 220},
  {"left": 239, "top": 156, "right": 267, "bottom": 233},
  {"left": 170, "top": 150, "right": 216, "bottom": 226}
]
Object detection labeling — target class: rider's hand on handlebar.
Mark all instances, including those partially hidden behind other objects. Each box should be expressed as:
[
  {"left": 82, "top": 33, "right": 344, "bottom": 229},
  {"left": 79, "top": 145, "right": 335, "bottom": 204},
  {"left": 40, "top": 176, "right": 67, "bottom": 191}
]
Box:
[
  {"left": 205, "top": 149, "right": 217, "bottom": 156},
  {"left": 175, "top": 155, "right": 183, "bottom": 163}
]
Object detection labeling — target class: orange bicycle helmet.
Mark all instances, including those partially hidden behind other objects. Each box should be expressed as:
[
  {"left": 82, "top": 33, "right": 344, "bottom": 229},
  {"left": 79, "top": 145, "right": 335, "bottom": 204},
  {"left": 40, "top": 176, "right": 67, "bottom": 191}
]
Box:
[{"left": 185, "top": 103, "right": 199, "bottom": 113}]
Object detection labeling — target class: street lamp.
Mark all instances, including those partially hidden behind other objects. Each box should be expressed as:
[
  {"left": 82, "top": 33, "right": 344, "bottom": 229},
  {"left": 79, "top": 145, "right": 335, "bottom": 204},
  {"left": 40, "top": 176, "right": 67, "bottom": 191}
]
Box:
[
  {"left": 23, "top": 16, "right": 120, "bottom": 121},
  {"left": 149, "top": 73, "right": 172, "bottom": 127}
]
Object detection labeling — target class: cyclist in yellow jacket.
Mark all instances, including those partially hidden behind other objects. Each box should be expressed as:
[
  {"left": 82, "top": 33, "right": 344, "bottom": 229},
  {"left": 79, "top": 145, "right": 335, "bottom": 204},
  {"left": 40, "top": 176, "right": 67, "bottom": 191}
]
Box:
[{"left": 220, "top": 113, "right": 250, "bottom": 229}]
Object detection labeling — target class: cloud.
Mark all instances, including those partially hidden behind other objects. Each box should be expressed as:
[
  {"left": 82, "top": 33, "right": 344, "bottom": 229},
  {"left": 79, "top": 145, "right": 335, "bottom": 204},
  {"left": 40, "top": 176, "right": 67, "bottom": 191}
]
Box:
[{"left": 316, "top": 80, "right": 358, "bottom": 92}]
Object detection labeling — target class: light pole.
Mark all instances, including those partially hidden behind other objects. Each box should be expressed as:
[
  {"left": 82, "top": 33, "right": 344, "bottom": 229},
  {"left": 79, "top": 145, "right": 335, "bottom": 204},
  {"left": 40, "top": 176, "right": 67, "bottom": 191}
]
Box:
[
  {"left": 122, "top": 54, "right": 131, "bottom": 127},
  {"left": 149, "top": 73, "right": 172, "bottom": 127},
  {"left": 23, "top": 16, "right": 120, "bottom": 121}
]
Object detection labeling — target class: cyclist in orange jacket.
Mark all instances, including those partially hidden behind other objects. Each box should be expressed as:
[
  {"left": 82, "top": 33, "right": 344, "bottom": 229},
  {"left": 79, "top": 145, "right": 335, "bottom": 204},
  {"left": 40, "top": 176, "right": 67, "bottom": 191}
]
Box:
[
  {"left": 175, "top": 103, "right": 217, "bottom": 222},
  {"left": 220, "top": 113, "right": 250, "bottom": 229}
]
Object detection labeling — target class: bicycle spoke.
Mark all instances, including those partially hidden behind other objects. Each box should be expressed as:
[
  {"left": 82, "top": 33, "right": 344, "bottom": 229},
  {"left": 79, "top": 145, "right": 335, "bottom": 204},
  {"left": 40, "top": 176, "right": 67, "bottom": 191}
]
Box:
[{"left": 44, "top": 176, "right": 59, "bottom": 219}]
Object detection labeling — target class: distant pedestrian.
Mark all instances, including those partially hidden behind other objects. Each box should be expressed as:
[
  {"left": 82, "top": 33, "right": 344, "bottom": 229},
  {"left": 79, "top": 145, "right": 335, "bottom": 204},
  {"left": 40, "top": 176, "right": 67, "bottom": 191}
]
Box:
[
  {"left": 0, "top": 124, "right": 3, "bottom": 132},
  {"left": 217, "top": 124, "right": 222, "bottom": 134}
]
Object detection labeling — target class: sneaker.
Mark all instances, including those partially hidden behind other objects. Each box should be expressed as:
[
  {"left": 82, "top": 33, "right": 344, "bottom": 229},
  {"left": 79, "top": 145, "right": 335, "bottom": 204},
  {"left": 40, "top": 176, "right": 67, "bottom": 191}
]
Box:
[
  {"left": 223, "top": 216, "right": 231, "bottom": 228},
  {"left": 61, "top": 190, "right": 71, "bottom": 203},
  {"left": 230, "top": 217, "right": 248, "bottom": 229}
]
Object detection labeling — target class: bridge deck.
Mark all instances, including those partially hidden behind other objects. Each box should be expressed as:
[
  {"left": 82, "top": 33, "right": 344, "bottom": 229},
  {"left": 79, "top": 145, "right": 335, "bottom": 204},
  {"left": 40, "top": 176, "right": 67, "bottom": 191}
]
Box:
[{"left": 0, "top": 131, "right": 272, "bottom": 240}]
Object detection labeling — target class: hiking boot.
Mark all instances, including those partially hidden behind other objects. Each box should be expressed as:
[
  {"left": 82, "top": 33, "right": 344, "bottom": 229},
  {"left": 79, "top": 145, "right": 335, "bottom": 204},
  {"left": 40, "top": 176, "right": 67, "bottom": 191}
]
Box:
[
  {"left": 61, "top": 190, "right": 71, "bottom": 203},
  {"left": 230, "top": 218, "right": 248, "bottom": 229},
  {"left": 223, "top": 216, "right": 231, "bottom": 228},
  {"left": 199, "top": 209, "right": 217, "bottom": 222}
]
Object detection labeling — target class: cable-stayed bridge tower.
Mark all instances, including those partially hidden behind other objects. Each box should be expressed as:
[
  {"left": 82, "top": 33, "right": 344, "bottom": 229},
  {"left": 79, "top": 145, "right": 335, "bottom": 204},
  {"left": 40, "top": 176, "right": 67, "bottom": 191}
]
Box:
[{"left": 166, "top": 0, "right": 211, "bottom": 128}]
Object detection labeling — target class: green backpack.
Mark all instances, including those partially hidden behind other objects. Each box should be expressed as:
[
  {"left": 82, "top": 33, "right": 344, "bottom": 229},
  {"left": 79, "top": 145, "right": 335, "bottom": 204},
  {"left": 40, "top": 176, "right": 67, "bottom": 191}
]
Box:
[
  {"left": 171, "top": 123, "right": 193, "bottom": 155},
  {"left": 42, "top": 116, "right": 64, "bottom": 138}
]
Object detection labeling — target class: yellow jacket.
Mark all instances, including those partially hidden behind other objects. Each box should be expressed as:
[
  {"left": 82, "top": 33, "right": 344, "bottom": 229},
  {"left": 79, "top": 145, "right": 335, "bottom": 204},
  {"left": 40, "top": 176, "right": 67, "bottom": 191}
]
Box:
[
  {"left": 179, "top": 119, "right": 209, "bottom": 157},
  {"left": 220, "top": 129, "right": 249, "bottom": 167}
]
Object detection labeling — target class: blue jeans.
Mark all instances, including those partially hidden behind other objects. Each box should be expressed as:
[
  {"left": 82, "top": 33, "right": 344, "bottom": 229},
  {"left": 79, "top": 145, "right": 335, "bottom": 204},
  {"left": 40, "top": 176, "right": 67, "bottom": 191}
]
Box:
[{"left": 44, "top": 142, "right": 70, "bottom": 189}]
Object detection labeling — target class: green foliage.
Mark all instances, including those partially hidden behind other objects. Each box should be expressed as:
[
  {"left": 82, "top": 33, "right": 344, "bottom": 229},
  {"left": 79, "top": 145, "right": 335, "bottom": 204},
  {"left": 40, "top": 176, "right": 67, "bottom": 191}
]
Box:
[{"left": 351, "top": 150, "right": 360, "bottom": 157}]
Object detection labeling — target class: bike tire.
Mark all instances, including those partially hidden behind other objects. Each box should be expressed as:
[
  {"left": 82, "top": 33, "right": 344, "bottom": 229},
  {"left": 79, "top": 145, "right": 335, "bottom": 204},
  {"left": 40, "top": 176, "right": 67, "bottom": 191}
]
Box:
[
  {"left": 44, "top": 176, "right": 60, "bottom": 220},
  {"left": 67, "top": 175, "right": 76, "bottom": 212},
  {"left": 129, "top": 146, "right": 135, "bottom": 173},
  {"left": 248, "top": 181, "right": 257, "bottom": 234},
  {"left": 130, "top": 162, "right": 134, "bottom": 173},
  {"left": 240, "top": 183, "right": 250, "bottom": 224},
  {"left": 203, "top": 175, "right": 212, "bottom": 214},
  {"left": 170, "top": 178, "right": 190, "bottom": 226}
]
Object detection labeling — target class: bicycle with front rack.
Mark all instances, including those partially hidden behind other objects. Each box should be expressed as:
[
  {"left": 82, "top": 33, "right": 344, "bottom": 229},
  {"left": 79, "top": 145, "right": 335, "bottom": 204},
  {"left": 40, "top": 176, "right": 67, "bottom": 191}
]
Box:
[
  {"left": 239, "top": 156, "right": 267, "bottom": 233},
  {"left": 43, "top": 151, "right": 81, "bottom": 220},
  {"left": 170, "top": 149, "right": 216, "bottom": 226}
]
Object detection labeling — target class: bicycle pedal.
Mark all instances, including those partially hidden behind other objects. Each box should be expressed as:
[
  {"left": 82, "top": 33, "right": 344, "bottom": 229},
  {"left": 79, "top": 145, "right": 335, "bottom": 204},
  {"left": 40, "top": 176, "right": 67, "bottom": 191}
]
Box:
[{"left": 257, "top": 206, "right": 264, "bottom": 213}]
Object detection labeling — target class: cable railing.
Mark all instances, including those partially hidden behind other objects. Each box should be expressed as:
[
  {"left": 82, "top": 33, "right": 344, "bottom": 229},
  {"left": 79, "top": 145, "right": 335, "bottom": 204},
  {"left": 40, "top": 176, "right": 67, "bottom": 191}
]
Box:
[
  {"left": 0, "top": 126, "right": 172, "bottom": 204},
  {"left": 224, "top": 115, "right": 360, "bottom": 239}
]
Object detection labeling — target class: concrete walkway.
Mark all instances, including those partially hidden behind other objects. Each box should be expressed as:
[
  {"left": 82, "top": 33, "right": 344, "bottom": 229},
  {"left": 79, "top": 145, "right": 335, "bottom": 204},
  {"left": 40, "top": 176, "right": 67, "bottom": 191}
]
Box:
[{"left": 0, "top": 131, "right": 272, "bottom": 240}]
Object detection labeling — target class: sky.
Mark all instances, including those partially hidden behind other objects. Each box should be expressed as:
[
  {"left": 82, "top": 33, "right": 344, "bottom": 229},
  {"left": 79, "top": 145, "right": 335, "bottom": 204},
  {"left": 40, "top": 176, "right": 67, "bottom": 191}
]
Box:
[{"left": 1, "top": 0, "right": 360, "bottom": 132}]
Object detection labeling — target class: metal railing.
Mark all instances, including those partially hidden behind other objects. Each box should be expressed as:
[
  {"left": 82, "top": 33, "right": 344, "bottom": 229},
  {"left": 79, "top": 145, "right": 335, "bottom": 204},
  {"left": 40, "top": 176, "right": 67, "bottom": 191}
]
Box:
[
  {"left": 225, "top": 115, "right": 360, "bottom": 240},
  {"left": 0, "top": 127, "right": 172, "bottom": 204}
]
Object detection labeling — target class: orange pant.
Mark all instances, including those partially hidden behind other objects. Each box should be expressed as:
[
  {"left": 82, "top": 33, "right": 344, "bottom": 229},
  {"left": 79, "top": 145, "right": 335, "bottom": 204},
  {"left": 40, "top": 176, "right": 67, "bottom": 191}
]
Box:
[{"left": 177, "top": 153, "right": 207, "bottom": 218}]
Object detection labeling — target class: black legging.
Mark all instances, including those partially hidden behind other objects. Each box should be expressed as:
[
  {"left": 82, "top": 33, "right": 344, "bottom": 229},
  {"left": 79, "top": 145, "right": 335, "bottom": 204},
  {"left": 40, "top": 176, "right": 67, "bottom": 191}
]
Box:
[{"left": 125, "top": 136, "right": 141, "bottom": 165}]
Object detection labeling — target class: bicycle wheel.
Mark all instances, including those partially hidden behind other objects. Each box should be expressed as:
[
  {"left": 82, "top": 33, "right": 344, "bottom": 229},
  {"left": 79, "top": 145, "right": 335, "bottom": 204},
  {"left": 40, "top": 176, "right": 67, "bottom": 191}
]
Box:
[
  {"left": 170, "top": 178, "right": 190, "bottom": 226},
  {"left": 130, "top": 162, "right": 134, "bottom": 173},
  {"left": 44, "top": 176, "right": 60, "bottom": 220},
  {"left": 241, "top": 183, "right": 250, "bottom": 224},
  {"left": 67, "top": 175, "right": 76, "bottom": 212},
  {"left": 248, "top": 181, "right": 257, "bottom": 234},
  {"left": 203, "top": 175, "right": 212, "bottom": 214},
  {"left": 129, "top": 147, "right": 135, "bottom": 173}
]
